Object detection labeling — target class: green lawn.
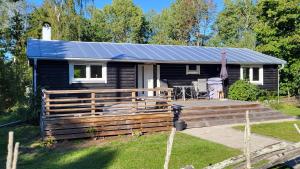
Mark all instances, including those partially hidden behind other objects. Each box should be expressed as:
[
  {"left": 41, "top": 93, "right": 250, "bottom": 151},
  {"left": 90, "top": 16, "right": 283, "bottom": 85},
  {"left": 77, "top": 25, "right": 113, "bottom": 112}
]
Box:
[
  {"left": 234, "top": 121, "right": 300, "bottom": 142},
  {"left": 0, "top": 120, "right": 240, "bottom": 169},
  {"left": 269, "top": 103, "right": 300, "bottom": 116},
  {"left": 278, "top": 104, "right": 300, "bottom": 116},
  {"left": 0, "top": 112, "right": 21, "bottom": 125}
]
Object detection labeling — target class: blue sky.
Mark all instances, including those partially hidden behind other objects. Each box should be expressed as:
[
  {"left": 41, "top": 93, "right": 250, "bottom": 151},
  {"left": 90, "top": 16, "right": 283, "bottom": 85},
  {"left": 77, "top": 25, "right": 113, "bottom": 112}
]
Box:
[{"left": 27, "top": 0, "right": 224, "bottom": 13}]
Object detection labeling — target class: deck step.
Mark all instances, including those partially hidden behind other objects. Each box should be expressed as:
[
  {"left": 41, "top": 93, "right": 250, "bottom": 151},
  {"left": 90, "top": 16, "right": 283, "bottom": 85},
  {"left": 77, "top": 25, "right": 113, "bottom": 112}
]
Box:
[
  {"left": 185, "top": 113, "right": 292, "bottom": 128},
  {"left": 181, "top": 107, "right": 269, "bottom": 117},
  {"left": 178, "top": 102, "right": 292, "bottom": 128},
  {"left": 185, "top": 103, "right": 261, "bottom": 110}
]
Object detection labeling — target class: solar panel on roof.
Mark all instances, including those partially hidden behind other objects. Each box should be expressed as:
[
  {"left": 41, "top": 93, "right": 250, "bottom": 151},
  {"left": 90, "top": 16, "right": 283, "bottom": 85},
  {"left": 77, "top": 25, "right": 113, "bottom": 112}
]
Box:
[{"left": 26, "top": 39, "right": 286, "bottom": 65}]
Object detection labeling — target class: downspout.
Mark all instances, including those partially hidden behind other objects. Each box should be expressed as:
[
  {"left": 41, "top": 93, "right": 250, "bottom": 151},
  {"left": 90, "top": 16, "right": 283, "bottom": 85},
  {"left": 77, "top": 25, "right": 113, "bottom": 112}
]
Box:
[
  {"left": 278, "top": 64, "right": 285, "bottom": 103},
  {"left": 33, "top": 58, "right": 37, "bottom": 96}
]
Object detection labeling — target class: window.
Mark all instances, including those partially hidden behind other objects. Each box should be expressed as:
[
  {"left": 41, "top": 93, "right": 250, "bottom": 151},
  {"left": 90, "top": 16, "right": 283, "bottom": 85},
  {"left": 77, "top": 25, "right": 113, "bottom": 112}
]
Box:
[
  {"left": 186, "top": 65, "right": 200, "bottom": 75},
  {"left": 253, "top": 67, "right": 259, "bottom": 81},
  {"left": 91, "top": 65, "right": 102, "bottom": 78},
  {"left": 240, "top": 66, "right": 263, "bottom": 85},
  {"left": 69, "top": 62, "right": 107, "bottom": 83}
]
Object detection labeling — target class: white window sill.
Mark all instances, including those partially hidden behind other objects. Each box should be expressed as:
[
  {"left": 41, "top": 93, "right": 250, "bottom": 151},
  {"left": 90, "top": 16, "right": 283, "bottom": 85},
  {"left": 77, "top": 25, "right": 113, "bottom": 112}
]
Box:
[
  {"left": 186, "top": 71, "right": 200, "bottom": 75},
  {"left": 250, "top": 81, "right": 263, "bottom": 85}
]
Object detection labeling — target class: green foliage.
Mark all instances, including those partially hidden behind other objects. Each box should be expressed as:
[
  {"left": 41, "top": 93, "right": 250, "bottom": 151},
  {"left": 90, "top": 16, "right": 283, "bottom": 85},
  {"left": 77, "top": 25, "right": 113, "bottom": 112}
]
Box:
[
  {"left": 149, "top": 0, "right": 215, "bottom": 45},
  {"left": 208, "top": 0, "right": 257, "bottom": 49},
  {"left": 103, "top": 0, "right": 145, "bottom": 43},
  {"left": 228, "top": 80, "right": 261, "bottom": 101},
  {"left": 0, "top": 1, "right": 32, "bottom": 113},
  {"left": 258, "top": 90, "right": 277, "bottom": 102},
  {"left": 254, "top": 0, "right": 300, "bottom": 96}
]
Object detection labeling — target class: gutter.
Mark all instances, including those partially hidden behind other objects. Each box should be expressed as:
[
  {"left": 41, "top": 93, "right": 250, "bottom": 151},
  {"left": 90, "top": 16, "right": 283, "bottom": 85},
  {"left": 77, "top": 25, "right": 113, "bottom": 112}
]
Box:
[
  {"left": 27, "top": 57, "right": 286, "bottom": 65},
  {"left": 278, "top": 64, "right": 285, "bottom": 103}
]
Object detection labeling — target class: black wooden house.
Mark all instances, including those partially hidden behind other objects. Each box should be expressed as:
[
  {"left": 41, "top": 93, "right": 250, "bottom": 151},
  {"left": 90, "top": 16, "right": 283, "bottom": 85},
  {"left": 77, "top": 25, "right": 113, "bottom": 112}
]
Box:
[{"left": 26, "top": 39, "right": 286, "bottom": 96}]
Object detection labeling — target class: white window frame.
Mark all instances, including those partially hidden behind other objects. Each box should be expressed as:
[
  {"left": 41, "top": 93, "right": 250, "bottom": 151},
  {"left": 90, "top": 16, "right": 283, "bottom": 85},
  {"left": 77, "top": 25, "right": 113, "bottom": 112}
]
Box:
[
  {"left": 240, "top": 65, "right": 263, "bottom": 85},
  {"left": 186, "top": 65, "right": 200, "bottom": 75},
  {"left": 69, "top": 61, "right": 107, "bottom": 84}
]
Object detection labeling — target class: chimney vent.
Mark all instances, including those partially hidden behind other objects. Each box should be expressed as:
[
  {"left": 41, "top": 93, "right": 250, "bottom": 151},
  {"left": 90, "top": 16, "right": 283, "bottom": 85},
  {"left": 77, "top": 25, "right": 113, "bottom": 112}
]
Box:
[{"left": 42, "top": 22, "right": 51, "bottom": 40}]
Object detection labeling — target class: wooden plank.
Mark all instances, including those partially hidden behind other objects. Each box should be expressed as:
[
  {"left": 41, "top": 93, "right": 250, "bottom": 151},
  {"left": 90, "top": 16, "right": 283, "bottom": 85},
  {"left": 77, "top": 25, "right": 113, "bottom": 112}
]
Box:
[
  {"left": 49, "top": 126, "right": 172, "bottom": 140},
  {"left": 45, "top": 122, "right": 172, "bottom": 135},
  {"left": 44, "top": 113, "right": 173, "bottom": 123},
  {"left": 45, "top": 117, "right": 173, "bottom": 130},
  {"left": 91, "top": 92, "right": 95, "bottom": 114},
  {"left": 47, "top": 96, "right": 169, "bottom": 103},
  {"left": 45, "top": 88, "right": 173, "bottom": 94}
]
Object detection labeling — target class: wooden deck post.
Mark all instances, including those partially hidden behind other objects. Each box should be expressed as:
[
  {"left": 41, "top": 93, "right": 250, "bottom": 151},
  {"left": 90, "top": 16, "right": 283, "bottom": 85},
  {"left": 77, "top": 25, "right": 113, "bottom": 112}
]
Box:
[
  {"left": 91, "top": 92, "right": 96, "bottom": 115},
  {"left": 45, "top": 92, "right": 50, "bottom": 116},
  {"left": 167, "top": 90, "right": 172, "bottom": 113},
  {"left": 132, "top": 91, "right": 137, "bottom": 113}
]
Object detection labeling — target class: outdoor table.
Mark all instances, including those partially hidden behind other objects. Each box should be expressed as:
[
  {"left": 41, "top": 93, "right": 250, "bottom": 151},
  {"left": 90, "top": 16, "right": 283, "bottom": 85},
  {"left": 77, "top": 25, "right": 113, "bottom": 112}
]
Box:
[{"left": 173, "top": 85, "right": 194, "bottom": 101}]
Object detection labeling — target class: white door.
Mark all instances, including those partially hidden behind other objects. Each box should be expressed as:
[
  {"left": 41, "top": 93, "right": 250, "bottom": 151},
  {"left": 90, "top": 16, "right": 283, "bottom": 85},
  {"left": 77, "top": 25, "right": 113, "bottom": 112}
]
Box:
[{"left": 138, "top": 64, "right": 154, "bottom": 96}]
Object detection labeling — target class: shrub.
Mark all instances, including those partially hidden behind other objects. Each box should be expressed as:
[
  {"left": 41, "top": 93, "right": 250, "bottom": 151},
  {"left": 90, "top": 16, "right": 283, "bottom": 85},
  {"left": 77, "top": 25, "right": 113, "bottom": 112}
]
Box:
[{"left": 228, "top": 80, "right": 260, "bottom": 101}]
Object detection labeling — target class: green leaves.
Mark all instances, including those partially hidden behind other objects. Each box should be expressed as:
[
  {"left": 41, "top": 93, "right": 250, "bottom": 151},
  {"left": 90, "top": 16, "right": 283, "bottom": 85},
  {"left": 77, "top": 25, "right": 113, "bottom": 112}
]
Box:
[
  {"left": 228, "top": 80, "right": 261, "bottom": 101},
  {"left": 208, "top": 0, "right": 257, "bottom": 49},
  {"left": 255, "top": 0, "right": 300, "bottom": 95}
]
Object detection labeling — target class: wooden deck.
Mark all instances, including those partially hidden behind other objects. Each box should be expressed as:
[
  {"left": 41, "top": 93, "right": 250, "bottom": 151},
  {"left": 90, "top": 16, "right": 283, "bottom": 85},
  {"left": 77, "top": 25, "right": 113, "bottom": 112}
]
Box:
[{"left": 40, "top": 88, "right": 174, "bottom": 140}]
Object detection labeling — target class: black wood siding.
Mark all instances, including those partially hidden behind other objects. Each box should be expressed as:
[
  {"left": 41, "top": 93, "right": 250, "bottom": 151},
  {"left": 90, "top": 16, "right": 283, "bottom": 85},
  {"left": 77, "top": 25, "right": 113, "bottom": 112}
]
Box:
[
  {"left": 160, "top": 64, "right": 221, "bottom": 87},
  {"left": 159, "top": 64, "right": 278, "bottom": 91},
  {"left": 262, "top": 65, "right": 278, "bottom": 91},
  {"left": 36, "top": 61, "right": 278, "bottom": 93},
  {"left": 36, "top": 60, "right": 137, "bottom": 90}
]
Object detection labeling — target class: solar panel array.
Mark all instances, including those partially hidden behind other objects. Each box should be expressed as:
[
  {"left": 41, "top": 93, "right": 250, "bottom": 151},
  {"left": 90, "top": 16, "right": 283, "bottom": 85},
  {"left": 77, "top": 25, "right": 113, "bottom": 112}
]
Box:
[{"left": 26, "top": 39, "right": 286, "bottom": 64}]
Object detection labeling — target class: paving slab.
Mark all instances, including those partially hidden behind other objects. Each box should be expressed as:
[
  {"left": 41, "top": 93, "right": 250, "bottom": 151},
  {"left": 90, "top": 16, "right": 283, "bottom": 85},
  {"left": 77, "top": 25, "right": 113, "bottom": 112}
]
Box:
[{"left": 182, "top": 124, "right": 288, "bottom": 152}]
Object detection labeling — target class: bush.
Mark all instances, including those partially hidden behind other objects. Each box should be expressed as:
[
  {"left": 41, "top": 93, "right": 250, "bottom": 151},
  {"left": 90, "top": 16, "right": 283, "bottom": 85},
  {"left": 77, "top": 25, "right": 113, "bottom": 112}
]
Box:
[
  {"left": 258, "top": 90, "right": 277, "bottom": 102},
  {"left": 228, "top": 80, "right": 261, "bottom": 101}
]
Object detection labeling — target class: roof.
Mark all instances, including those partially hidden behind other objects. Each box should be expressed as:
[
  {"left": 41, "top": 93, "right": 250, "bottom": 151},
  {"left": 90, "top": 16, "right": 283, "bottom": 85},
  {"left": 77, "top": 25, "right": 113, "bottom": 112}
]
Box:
[{"left": 26, "top": 39, "right": 286, "bottom": 65}]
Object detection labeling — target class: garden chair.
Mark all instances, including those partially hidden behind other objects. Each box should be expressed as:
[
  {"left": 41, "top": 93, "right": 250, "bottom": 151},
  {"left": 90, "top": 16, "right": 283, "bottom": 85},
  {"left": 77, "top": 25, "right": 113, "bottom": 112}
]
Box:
[{"left": 193, "top": 79, "right": 208, "bottom": 99}]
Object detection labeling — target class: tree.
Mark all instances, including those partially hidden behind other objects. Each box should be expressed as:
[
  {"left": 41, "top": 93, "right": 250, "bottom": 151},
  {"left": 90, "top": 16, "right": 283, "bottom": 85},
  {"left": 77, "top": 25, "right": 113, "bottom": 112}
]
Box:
[
  {"left": 208, "top": 0, "right": 256, "bottom": 49},
  {"left": 102, "top": 0, "right": 145, "bottom": 43},
  {"left": 254, "top": 0, "right": 300, "bottom": 95},
  {"left": 149, "top": 0, "right": 215, "bottom": 45},
  {"left": 0, "top": 0, "right": 31, "bottom": 111},
  {"left": 27, "top": 0, "right": 93, "bottom": 41}
]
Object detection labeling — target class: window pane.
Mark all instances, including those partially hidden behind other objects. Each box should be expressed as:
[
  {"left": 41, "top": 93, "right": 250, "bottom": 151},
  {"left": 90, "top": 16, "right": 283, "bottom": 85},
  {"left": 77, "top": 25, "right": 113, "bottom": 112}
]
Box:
[
  {"left": 91, "top": 65, "right": 102, "bottom": 78},
  {"left": 74, "top": 65, "right": 86, "bottom": 78},
  {"left": 253, "top": 67, "right": 259, "bottom": 81},
  {"left": 188, "top": 65, "right": 197, "bottom": 70},
  {"left": 243, "top": 67, "right": 250, "bottom": 80}
]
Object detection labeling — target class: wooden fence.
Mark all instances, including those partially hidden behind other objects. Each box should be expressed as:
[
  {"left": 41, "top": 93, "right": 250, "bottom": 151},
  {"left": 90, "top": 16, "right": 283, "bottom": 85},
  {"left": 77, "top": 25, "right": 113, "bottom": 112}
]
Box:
[{"left": 40, "top": 88, "right": 174, "bottom": 140}]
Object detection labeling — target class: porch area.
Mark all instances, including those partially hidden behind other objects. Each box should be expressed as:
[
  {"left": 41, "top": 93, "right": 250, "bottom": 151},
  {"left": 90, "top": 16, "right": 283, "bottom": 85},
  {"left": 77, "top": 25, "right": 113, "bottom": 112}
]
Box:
[{"left": 40, "top": 88, "right": 291, "bottom": 141}]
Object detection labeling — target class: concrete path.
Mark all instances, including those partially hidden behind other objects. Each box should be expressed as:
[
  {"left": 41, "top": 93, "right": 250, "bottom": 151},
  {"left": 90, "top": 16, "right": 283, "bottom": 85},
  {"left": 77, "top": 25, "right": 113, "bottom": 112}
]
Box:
[{"left": 182, "top": 124, "right": 288, "bottom": 152}]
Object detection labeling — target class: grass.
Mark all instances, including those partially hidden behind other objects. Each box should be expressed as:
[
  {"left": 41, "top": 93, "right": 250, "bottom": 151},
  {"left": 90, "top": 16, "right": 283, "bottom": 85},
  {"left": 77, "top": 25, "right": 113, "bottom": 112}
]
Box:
[
  {"left": 0, "top": 112, "right": 21, "bottom": 125},
  {"left": 269, "top": 102, "right": 300, "bottom": 116},
  {"left": 0, "top": 113, "right": 240, "bottom": 169},
  {"left": 234, "top": 121, "right": 300, "bottom": 142},
  {"left": 278, "top": 104, "right": 300, "bottom": 116},
  {"left": 16, "top": 133, "right": 240, "bottom": 169}
]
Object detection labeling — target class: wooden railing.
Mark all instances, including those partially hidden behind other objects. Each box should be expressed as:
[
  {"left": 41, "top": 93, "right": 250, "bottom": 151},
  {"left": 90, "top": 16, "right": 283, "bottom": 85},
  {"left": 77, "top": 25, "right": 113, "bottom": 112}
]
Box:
[
  {"left": 40, "top": 88, "right": 174, "bottom": 140},
  {"left": 41, "top": 88, "right": 173, "bottom": 117}
]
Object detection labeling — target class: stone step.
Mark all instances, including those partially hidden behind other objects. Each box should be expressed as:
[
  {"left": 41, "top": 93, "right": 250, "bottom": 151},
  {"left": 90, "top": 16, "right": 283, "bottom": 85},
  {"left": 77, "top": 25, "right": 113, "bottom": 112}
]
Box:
[{"left": 184, "top": 112, "right": 292, "bottom": 128}]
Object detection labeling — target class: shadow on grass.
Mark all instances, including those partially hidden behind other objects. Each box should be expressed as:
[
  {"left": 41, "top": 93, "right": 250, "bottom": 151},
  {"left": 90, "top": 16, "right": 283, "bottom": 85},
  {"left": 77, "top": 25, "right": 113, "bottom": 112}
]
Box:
[{"left": 18, "top": 146, "right": 117, "bottom": 169}]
